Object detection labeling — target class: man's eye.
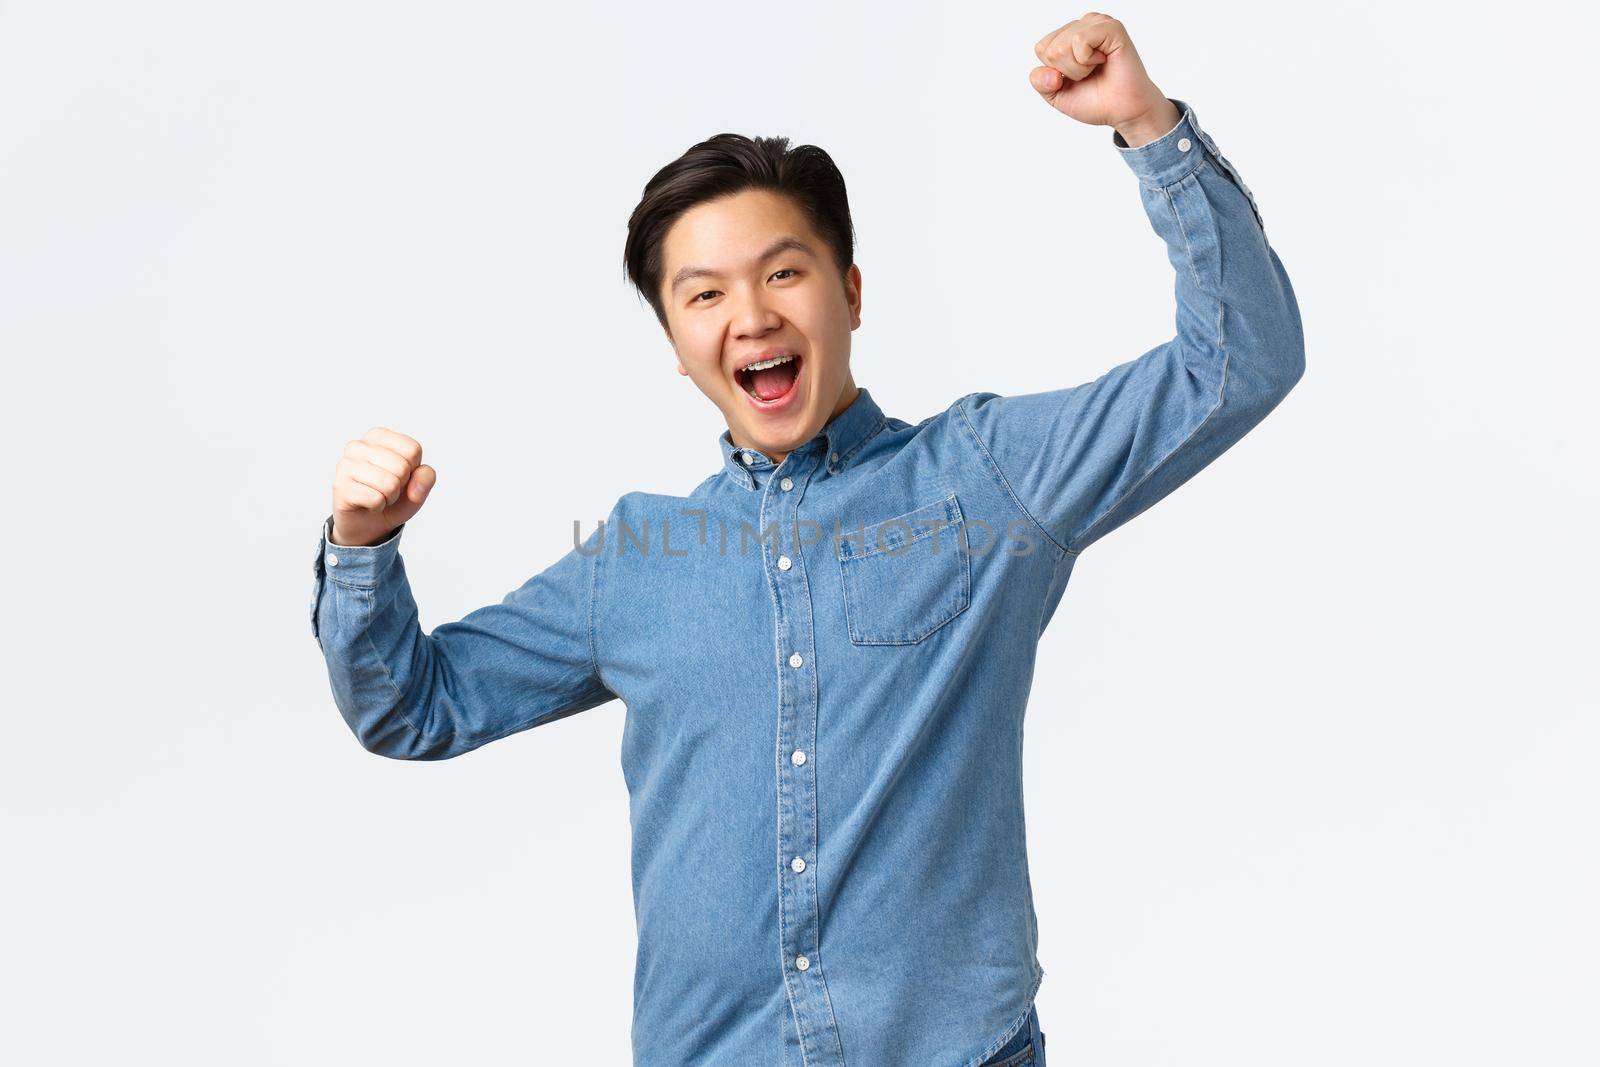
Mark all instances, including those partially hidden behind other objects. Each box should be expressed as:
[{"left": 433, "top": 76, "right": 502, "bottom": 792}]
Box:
[{"left": 692, "top": 270, "right": 798, "bottom": 304}]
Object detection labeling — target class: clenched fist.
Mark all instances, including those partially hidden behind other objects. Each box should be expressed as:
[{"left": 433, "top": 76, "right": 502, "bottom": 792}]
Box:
[
  {"left": 330, "top": 427, "right": 436, "bottom": 547},
  {"left": 1029, "top": 12, "right": 1177, "bottom": 146}
]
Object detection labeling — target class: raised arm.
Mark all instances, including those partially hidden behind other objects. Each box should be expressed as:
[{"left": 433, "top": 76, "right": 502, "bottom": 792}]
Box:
[{"left": 958, "top": 15, "right": 1304, "bottom": 556}]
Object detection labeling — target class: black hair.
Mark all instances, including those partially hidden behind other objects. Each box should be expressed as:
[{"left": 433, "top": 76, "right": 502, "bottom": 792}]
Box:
[{"left": 623, "top": 134, "right": 856, "bottom": 332}]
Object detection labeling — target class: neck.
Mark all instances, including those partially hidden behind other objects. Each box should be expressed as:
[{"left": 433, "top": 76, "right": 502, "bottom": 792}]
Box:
[{"left": 730, "top": 380, "right": 860, "bottom": 466}]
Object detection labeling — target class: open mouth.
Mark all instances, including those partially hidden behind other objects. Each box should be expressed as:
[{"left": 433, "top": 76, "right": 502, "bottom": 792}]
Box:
[{"left": 736, "top": 352, "right": 803, "bottom": 406}]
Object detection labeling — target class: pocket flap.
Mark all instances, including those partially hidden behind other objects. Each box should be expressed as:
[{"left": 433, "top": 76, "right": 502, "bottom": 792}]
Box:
[{"left": 836, "top": 493, "right": 965, "bottom": 561}]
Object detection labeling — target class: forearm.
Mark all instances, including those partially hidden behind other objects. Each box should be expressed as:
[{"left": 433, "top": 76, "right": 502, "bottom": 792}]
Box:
[
  {"left": 1062, "top": 98, "right": 1304, "bottom": 551},
  {"left": 312, "top": 516, "right": 459, "bottom": 760},
  {"left": 1123, "top": 98, "right": 1304, "bottom": 405}
]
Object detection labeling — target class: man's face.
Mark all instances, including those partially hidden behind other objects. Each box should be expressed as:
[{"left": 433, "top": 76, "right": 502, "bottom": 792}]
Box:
[{"left": 659, "top": 188, "right": 862, "bottom": 464}]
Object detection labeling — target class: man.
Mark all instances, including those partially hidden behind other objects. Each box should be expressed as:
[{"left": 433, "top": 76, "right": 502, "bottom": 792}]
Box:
[{"left": 309, "top": 13, "right": 1303, "bottom": 1066}]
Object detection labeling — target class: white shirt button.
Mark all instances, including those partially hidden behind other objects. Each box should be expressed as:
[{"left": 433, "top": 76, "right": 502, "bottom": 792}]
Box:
[
  {"left": 829, "top": 451, "right": 838, "bottom": 463},
  {"left": 791, "top": 749, "right": 806, "bottom": 765},
  {"left": 325, "top": 553, "right": 339, "bottom": 567},
  {"left": 778, "top": 555, "right": 792, "bottom": 571},
  {"left": 1177, "top": 137, "right": 1192, "bottom": 152},
  {"left": 740, "top": 451, "right": 754, "bottom": 465},
  {"left": 788, "top": 652, "right": 803, "bottom": 668},
  {"left": 780, "top": 477, "right": 793, "bottom": 491},
  {"left": 795, "top": 955, "right": 809, "bottom": 971},
  {"left": 791, "top": 855, "right": 806, "bottom": 872}
]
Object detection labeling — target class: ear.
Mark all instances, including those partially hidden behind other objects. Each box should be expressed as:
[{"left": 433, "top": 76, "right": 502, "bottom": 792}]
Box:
[
  {"left": 845, "top": 263, "right": 863, "bottom": 330},
  {"left": 661, "top": 322, "right": 690, "bottom": 376}
]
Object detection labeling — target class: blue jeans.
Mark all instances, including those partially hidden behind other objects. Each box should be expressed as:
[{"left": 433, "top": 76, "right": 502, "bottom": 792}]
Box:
[{"left": 977, "top": 1003, "right": 1045, "bottom": 1066}]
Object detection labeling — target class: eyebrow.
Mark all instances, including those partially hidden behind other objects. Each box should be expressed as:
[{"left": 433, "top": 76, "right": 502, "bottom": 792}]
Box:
[{"left": 669, "top": 235, "right": 819, "bottom": 294}]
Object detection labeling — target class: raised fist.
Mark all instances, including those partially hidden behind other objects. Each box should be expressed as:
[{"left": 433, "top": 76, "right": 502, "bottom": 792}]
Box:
[
  {"left": 1029, "top": 12, "right": 1168, "bottom": 136},
  {"left": 330, "top": 427, "right": 436, "bottom": 547}
]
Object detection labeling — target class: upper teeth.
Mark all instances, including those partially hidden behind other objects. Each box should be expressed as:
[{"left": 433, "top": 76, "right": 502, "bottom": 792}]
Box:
[{"left": 743, "top": 353, "right": 796, "bottom": 372}]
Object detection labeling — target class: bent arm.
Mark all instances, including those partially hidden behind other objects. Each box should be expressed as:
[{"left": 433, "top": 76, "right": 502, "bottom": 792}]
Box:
[
  {"left": 959, "top": 97, "right": 1305, "bottom": 556},
  {"left": 310, "top": 512, "right": 615, "bottom": 761}
]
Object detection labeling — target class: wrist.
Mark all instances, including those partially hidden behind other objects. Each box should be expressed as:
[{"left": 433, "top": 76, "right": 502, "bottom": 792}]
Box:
[
  {"left": 328, "top": 521, "right": 381, "bottom": 548},
  {"left": 1113, "top": 96, "right": 1181, "bottom": 149}
]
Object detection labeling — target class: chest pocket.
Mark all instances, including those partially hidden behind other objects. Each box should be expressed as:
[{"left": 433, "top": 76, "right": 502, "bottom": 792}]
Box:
[{"left": 835, "top": 492, "right": 970, "bottom": 645}]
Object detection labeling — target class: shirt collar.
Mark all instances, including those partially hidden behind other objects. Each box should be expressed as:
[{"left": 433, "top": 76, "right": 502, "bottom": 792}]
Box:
[{"left": 718, "top": 386, "right": 886, "bottom": 490}]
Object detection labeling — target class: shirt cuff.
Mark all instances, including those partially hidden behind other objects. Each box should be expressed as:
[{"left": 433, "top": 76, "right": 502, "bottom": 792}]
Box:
[
  {"left": 316, "top": 513, "right": 405, "bottom": 586},
  {"left": 1112, "top": 97, "right": 1202, "bottom": 187}
]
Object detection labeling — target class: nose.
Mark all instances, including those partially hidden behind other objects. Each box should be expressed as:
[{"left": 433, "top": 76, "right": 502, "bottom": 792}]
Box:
[{"left": 730, "top": 285, "right": 783, "bottom": 339}]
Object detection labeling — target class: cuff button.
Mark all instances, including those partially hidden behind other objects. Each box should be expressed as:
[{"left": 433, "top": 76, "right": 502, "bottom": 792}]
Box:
[{"left": 325, "top": 553, "right": 340, "bottom": 567}]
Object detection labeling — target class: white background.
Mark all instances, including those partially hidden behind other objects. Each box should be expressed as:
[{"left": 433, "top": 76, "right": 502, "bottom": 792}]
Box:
[{"left": 2, "top": 1, "right": 1595, "bottom": 1063}]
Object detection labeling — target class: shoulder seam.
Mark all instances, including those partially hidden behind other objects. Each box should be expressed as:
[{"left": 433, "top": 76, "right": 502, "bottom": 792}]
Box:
[{"left": 952, "top": 392, "right": 1075, "bottom": 560}]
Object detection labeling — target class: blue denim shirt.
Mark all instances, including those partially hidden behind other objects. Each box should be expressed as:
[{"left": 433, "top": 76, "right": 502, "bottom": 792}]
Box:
[{"left": 310, "top": 99, "right": 1303, "bottom": 1067}]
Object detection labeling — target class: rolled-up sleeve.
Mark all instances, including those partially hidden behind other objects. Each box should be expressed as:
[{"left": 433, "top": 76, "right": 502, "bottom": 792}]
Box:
[
  {"left": 310, "top": 509, "right": 617, "bottom": 761},
  {"left": 957, "top": 98, "right": 1305, "bottom": 556}
]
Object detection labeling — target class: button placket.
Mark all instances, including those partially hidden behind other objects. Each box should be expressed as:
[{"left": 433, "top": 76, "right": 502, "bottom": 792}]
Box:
[{"left": 759, "top": 442, "right": 845, "bottom": 1065}]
